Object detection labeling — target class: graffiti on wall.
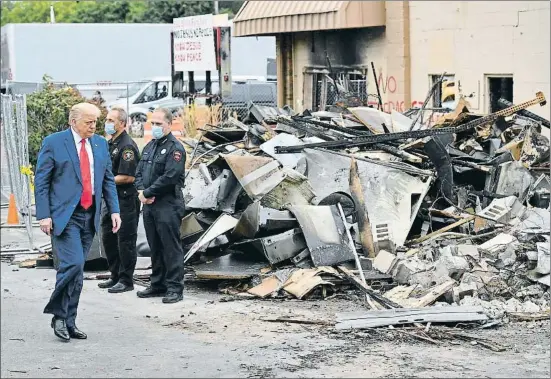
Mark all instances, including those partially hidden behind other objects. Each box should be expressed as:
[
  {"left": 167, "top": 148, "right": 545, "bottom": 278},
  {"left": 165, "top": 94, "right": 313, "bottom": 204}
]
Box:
[{"left": 366, "top": 70, "right": 425, "bottom": 113}]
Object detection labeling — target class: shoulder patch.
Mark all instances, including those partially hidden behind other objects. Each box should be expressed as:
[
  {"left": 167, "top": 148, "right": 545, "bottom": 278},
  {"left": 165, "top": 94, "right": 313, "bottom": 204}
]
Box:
[
  {"left": 173, "top": 150, "right": 183, "bottom": 162},
  {"left": 122, "top": 149, "right": 135, "bottom": 162}
]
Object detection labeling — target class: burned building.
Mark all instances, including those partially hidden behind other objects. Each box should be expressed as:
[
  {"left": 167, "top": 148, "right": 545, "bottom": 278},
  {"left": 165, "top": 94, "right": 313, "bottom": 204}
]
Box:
[{"left": 233, "top": 1, "right": 550, "bottom": 119}]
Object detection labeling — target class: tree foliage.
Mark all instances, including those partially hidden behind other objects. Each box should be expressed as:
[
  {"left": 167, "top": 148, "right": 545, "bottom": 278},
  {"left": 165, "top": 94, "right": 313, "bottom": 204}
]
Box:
[
  {"left": 143, "top": 1, "right": 213, "bottom": 23},
  {"left": 1, "top": 0, "right": 244, "bottom": 26},
  {"left": 26, "top": 76, "right": 107, "bottom": 168}
]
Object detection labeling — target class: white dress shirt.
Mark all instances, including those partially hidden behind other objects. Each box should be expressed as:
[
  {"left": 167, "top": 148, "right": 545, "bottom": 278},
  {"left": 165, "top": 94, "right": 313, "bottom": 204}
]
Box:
[{"left": 70, "top": 127, "right": 95, "bottom": 194}]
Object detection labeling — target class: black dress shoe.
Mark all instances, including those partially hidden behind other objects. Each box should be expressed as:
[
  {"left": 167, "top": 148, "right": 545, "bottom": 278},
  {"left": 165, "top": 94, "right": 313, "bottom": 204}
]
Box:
[
  {"left": 67, "top": 326, "right": 87, "bottom": 340},
  {"left": 51, "top": 317, "right": 70, "bottom": 342},
  {"left": 98, "top": 278, "right": 117, "bottom": 289},
  {"left": 162, "top": 292, "right": 183, "bottom": 304},
  {"left": 108, "top": 282, "right": 134, "bottom": 293},
  {"left": 137, "top": 286, "right": 166, "bottom": 298}
]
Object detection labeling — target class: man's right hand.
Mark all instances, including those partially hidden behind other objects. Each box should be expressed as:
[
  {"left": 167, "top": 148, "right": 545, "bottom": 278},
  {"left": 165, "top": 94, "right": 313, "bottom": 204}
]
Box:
[
  {"left": 39, "top": 218, "right": 52, "bottom": 236},
  {"left": 138, "top": 190, "right": 155, "bottom": 205}
]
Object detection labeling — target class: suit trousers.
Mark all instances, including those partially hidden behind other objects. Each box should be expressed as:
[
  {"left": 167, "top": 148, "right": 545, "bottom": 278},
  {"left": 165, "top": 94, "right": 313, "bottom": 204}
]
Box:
[
  {"left": 100, "top": 195, "right": 139, "bottom": 285},
  {"left": 44, "top": 206, "right": 95, "bottom": 328}
]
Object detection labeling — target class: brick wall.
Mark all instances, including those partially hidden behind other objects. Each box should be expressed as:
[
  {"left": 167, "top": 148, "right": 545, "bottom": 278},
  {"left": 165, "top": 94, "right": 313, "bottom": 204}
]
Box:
[{"left": 409, "top": 1, "right": 550, "bottom": 118}]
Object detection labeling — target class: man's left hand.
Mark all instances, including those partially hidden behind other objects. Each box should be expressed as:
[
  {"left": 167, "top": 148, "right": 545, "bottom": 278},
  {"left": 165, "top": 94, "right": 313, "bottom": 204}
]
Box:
[{"left": 111, "top": 213, "right": 122, "bottom": 233}]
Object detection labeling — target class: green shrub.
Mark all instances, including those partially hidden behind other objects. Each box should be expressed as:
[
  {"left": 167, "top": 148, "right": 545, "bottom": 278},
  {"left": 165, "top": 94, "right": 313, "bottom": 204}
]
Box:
[{"left": 26, "top": 77, "right": 107, "bottom": 169}]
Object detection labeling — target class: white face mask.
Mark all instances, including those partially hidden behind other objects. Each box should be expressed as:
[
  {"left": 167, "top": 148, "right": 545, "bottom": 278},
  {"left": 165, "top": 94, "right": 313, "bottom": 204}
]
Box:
[{"left": 151, "top": 125, "right": 164, "bottom": 139}]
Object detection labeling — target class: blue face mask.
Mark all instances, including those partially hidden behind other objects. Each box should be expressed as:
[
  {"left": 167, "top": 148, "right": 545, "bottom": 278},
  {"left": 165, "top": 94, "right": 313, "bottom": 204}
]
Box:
[
  {"left": 105, "top": 123, "right": 116, "bottom": 135},
  {"left": 152, "top": 125, "right": 164, "bottom": 139}
]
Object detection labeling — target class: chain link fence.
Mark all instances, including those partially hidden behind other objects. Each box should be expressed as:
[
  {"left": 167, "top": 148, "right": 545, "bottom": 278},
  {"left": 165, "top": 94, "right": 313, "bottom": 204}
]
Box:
[
  {"left": 6, "top": 80, "right": 139, "bottom": 109},
  {"left": 219, "top": 81, "right": 278, "bottom": 120},
  {"left": 1, "top": 94, "right": 34, "bottom": 249}
]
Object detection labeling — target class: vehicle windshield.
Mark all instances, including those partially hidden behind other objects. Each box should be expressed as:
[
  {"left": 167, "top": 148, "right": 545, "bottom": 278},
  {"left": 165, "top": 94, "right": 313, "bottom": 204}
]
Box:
[{"left": 118, "top": 81, "right": 150, "bottom": 99}]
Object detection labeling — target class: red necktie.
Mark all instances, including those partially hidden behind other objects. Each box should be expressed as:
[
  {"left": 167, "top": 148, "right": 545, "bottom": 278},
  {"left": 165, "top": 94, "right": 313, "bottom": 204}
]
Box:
[{"left": 80, "top": 139, "right": 93, "bottom": 209}]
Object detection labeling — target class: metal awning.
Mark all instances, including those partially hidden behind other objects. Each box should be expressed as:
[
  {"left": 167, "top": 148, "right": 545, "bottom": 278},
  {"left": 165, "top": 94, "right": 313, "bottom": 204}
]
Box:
[{"left": 233, "top": 1, "right": 385, "bottom": 37}]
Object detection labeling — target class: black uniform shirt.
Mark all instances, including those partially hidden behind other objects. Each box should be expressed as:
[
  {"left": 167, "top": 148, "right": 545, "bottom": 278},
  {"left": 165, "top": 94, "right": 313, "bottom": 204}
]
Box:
[
  {"left": 135, "top": 132, "right": 186, "bottom": 199},
  {"left": 108, "top": 130, "right": 140, "bottom": 192}
]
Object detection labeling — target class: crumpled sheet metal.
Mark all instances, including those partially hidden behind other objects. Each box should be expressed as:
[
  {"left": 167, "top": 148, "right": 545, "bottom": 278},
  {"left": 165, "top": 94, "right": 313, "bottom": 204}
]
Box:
[
  {"left": 186, "top": 172, "right": 223, "bottom": 210},
  {"left": 514, "top": 207, "right": 551, "bottom": 235},
  {"left": 179, "top": 212, "right": 204, "bottom": 240},
  {"left": 193, "top": 253, "right": 269, "bottom": 280},
  {"left": 231, "top": 228, "right": 307, "bottom": 264},
  {"left": 216, "top": 170, "right": 242, "bottom": 214},
  {"left": 494, "top": 161, "right": 534, "bottom": 201},
  {"left": 248, "top": 102, "right": 294, "bottom": 124},
  {"left": 260, "top": 168, "right": 316, "bottom": 210},
  {"left": 477, "top": 196, "right": 526, "bottom": 224},
  {"left": 183, "top": 170, "right": 210, "bottom": 207},
  {"left": 185, "top": 169, "right": 242, "bottom": 213},
  {"left": 289, "top": 205, "right": 355, "bottom": 267},
  {"left": 259, "top": 133, "right": 304, "bottom": 169},
  {"left": 184, "top": 214, "right": 238, "bottom": 263},
  {"left": 224, "top": 155, "right": 285, "bottom": 200},
  {"left": 302, "top": 149, "right": 432, "bottom": 247},
  {"left": 231, "top": 200, "right": 297, "bottom": 239}
]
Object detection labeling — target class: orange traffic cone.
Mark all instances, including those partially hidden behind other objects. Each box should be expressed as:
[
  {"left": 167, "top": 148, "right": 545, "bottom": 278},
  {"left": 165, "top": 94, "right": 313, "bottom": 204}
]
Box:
[{"left": 7, "top": 194, "right": 19, "bottom": 225}]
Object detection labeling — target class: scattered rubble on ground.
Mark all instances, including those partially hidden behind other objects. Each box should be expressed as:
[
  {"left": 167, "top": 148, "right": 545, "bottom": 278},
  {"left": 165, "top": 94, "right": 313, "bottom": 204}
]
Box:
[{"left": 6, "top": 91, "right": 550, "bottom": 347}]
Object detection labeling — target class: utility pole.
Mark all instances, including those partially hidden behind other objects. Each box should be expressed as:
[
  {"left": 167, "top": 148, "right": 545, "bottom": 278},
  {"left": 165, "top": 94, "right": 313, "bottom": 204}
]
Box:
[
  {"left": 209, "top": 0, "right": 220, "bottom": 98},
  {"left": 50, "top": 3, "right": 56, "bottom": 23}
]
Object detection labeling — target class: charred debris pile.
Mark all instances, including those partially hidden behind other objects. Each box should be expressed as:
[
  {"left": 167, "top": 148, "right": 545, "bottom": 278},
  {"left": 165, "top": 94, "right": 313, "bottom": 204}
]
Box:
[{"left": 179, "top": 93, "right": 550, "bottom": 326}]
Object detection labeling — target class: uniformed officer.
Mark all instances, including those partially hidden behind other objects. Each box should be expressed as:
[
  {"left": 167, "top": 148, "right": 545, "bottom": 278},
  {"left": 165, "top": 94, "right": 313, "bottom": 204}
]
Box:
[
  {"left": 135, "top": 108, "right": 186, "bottom": 304},
  {"left": 98, "top": 107, "right": 140, "bottom": 293}
]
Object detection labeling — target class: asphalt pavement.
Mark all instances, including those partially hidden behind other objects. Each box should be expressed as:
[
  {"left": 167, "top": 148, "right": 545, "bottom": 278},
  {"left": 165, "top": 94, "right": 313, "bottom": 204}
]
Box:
[{"left": 1, "top": 262, "right": 261, "bottom": 378}]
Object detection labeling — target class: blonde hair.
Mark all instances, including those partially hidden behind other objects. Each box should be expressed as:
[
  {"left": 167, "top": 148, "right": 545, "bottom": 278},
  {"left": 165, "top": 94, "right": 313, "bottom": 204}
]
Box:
[{"left": 69, "top": 102, "right": 101, "bottom": 123}]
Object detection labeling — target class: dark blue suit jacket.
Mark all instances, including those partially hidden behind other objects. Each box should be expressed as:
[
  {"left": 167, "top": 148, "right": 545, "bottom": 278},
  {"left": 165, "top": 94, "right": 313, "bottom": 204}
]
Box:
[{"left": 34, "top": 128, "right": 120, "bottom": 236}]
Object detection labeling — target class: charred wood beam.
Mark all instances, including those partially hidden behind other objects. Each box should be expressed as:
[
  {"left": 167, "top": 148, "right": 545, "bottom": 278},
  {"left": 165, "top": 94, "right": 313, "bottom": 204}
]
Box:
[
  {"left": 274, "top": 92, "right": 546, "bottom": 154},
  {"left": 424, "top": 135, "right": 455, "bottom": 201},
  {"left": 293, "top": 116, "right": 373, "bottom": 136},
  {"left": 277, "top": 118, "right": 339, "bottom": 141},
  {"left": 291, "top": 117, "right": 422, "bottom": 162},
  {"left": 451, "top": 159, "right": 492, "bottom": 172}
]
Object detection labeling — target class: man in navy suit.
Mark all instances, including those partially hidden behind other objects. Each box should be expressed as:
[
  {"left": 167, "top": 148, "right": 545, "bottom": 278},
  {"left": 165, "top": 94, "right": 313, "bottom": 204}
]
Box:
[{"left": 34, "top": 102, "right": 121, "bottom": 342}]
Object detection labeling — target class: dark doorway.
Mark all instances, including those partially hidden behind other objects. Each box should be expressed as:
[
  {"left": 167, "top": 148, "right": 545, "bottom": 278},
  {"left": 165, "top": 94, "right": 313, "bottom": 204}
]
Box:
[{"left": 488, "top": 76, "right": 513, "bottom": 113}]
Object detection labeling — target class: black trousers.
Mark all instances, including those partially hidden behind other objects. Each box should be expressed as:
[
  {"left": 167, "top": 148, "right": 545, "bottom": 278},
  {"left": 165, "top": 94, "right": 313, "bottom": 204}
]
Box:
[
  {"left": 100, "top": 194, "right": 139, "bottom": 285},
  {"left": 142, "top": 195, "right": 185, "bottom": 293}
]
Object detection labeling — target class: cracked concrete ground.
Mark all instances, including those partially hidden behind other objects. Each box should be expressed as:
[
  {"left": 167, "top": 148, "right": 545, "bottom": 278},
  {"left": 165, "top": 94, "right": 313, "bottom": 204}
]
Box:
[{"left": 1, "top": 259, "right": 550, "bottom": 378}]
